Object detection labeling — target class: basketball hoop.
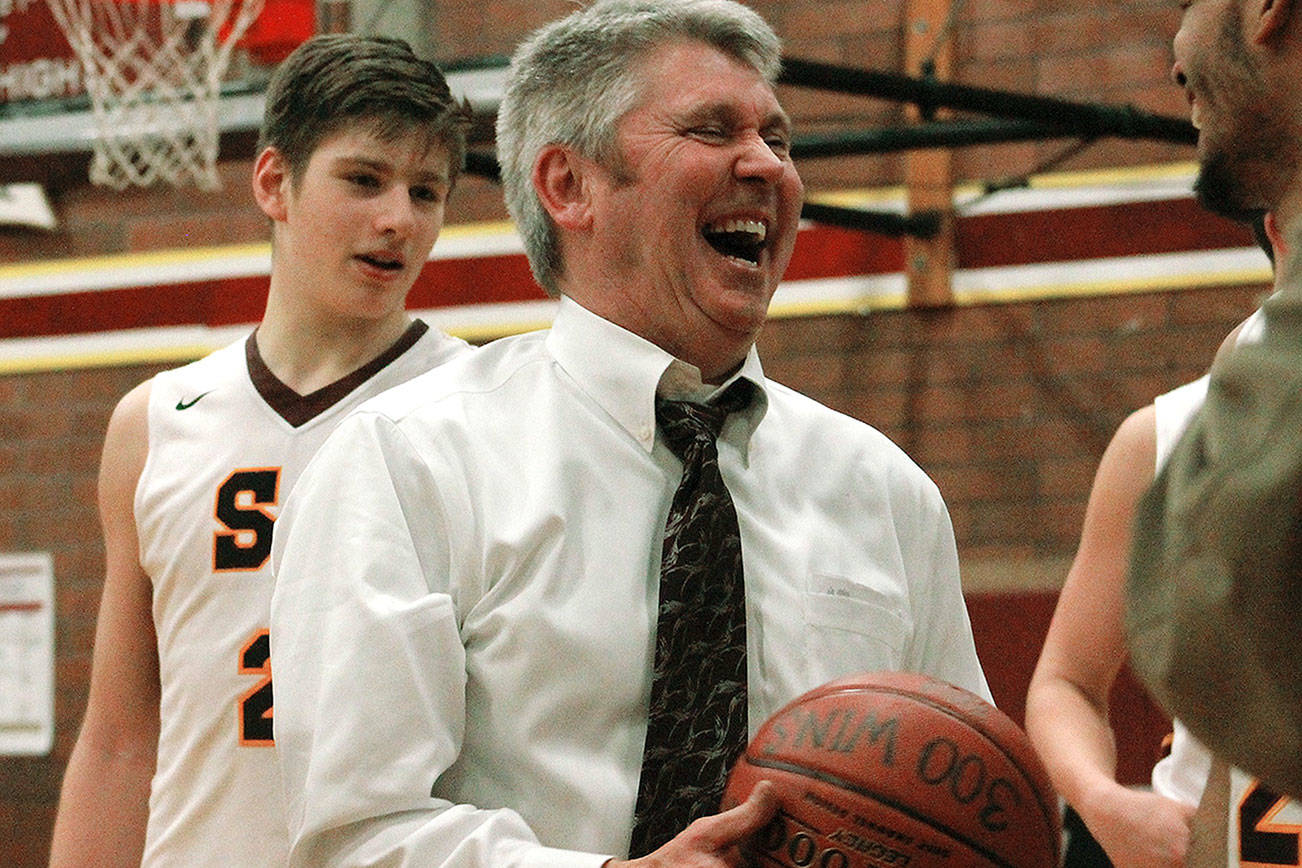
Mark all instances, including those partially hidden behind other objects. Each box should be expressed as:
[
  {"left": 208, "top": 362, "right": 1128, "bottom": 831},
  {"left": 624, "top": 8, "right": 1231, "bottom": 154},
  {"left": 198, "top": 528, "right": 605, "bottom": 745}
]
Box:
[{"left": 45, "top": 0, "right": 266, "bottom": 190}]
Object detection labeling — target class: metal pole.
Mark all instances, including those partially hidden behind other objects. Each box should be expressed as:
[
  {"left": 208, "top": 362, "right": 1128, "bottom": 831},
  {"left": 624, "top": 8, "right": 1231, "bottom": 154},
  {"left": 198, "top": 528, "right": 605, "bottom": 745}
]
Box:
[
  {"left": 319, "top": 0, "right": 351, "bottom": 33},
  {"left": 779, "top": 57, "right": 1196, "bottom": 145}
]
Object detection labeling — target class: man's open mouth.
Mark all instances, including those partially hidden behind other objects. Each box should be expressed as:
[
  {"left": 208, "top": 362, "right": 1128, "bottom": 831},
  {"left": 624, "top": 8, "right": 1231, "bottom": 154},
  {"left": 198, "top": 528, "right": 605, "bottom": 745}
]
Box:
[
  {"left": 358, "top": 253, "right": 404, "bottom": 272},
  {"left": 702, "top": 219, "right": 767, "bottom": 266}
]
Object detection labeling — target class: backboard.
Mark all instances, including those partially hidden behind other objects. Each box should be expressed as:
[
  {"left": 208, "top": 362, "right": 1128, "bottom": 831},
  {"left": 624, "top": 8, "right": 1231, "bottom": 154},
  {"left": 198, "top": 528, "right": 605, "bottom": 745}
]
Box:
[{"left": 0, "top": 0, "right": 491, "bottom": 188}]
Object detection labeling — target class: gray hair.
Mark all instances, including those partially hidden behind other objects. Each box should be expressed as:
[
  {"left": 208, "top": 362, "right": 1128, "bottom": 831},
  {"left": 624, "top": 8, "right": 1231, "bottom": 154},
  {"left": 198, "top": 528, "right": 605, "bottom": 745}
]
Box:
[{"left": 495, "top": 0, "right": 783, "bottom": 296}]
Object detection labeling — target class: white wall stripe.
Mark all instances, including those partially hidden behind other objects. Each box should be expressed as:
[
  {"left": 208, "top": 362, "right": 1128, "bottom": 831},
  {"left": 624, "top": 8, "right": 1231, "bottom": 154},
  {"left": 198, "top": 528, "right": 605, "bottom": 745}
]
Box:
[{"left": 1, "top": 163, "right": 1202, "bottom": 300}]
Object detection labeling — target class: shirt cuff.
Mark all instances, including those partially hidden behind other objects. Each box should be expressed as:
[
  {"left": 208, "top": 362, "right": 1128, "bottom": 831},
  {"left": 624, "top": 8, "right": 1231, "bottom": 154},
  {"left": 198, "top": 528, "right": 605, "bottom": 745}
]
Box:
[{"left": 518, "top": 846, "right": 613, "bottom": 868}]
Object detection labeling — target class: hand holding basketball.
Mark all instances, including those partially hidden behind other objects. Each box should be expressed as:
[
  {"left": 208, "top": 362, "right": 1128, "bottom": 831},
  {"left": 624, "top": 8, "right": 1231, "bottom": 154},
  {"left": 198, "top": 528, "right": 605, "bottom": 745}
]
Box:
[
  {"left": 604, "top": 782, "right": 780, "bottom": 868},
  {"left": 723, "top": 672, "right": 1060, "bottom": 867}
]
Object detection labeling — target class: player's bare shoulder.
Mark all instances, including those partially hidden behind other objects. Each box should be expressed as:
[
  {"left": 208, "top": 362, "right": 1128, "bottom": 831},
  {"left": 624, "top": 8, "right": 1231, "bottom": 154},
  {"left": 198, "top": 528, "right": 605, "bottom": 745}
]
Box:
[{"left": 100, "top": 380, "right": 153, "bottom": 497}]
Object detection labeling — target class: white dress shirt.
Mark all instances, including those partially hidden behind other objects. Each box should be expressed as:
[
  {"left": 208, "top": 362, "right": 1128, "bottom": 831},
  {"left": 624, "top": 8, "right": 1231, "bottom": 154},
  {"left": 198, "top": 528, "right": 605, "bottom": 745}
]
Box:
[{"left": 270, "top": 296, "right": 989, "bottom": 867}]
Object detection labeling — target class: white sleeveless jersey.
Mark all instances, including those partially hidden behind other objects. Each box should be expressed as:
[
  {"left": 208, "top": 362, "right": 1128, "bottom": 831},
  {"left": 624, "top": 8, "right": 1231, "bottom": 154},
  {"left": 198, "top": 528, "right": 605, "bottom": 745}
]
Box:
[
  {"left": 1149, "top": 375, "right": 1212, "bottom": 808},
  {"left": 1150, "top": 307, "right": 1271, "bottom": 808},
  {"left": 1147, "top": 309, "right": 1297, "bottom": 865},
  {"left": 136, "top": 322, "right": 469, "bottom": 867},
  {"left": 1221, "top": 306, "right": 1297, "bottom": 866},
  {"left": 1150, "top": 308, "right": 1269, "bottom": 808}
]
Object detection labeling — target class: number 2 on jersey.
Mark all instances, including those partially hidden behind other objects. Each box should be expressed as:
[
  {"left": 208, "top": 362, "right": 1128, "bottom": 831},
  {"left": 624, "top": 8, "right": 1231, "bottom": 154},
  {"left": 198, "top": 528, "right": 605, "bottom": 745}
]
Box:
[
  {"left": 239, "top": 629, "right": 274, "bottom": 746},
  {"left": 1241, "top": 782, "right": 1301, "bottom": 866}
]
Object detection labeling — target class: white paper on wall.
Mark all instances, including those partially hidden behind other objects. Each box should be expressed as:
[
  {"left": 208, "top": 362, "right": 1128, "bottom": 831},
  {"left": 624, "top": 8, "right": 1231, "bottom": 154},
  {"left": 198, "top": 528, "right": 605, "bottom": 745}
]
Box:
[{"left": 0, "top": 551, "right": 55, "bottom": 756}]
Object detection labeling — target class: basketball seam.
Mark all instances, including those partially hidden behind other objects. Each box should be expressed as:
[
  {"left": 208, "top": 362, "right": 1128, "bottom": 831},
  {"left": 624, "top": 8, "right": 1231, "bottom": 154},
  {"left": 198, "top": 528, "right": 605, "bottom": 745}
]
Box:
[{"left": 744, "top": 755, "right": 1018, "bottom": 868}]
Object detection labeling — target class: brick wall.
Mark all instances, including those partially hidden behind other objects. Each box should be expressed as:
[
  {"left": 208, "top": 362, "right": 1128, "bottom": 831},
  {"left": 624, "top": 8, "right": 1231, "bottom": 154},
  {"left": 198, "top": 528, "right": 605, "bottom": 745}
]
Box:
[
  {"left": 0, "top": 0, "right": 1246, "bottom": 863},
  {"left": 760, "top": 286, "right": 1266, "bottom": 558},
  {"left": 0, "top": 0, "right": 1190, "bottom": 262}
]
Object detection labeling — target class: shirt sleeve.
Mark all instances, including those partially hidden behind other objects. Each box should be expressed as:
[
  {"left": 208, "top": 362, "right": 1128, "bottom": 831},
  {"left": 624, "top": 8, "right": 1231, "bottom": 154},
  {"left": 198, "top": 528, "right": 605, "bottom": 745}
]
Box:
[
  {"left": 899, "top": 473, "right": 992, "bottom": 703},
  {"left": 269, "top": 411, "right": 611, "bottom": 868}
]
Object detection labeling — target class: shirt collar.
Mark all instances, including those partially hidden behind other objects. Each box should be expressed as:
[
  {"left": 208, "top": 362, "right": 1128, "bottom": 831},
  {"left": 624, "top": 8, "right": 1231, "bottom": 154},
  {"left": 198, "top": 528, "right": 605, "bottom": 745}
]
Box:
[{"left": 546, "top": 296, "right": 768, "bottom": 454}]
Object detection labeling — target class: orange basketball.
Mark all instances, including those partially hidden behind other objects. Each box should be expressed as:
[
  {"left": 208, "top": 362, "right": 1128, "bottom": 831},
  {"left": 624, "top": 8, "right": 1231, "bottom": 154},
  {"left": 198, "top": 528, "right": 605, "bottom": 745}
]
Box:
[{"left": 723, "top": 672, "right": 1060, "bottom": 868}]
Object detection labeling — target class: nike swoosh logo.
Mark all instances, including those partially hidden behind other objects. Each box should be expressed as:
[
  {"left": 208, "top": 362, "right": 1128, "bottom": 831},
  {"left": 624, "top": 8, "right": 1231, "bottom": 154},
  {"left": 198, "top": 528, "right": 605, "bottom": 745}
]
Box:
[{"left": 175, "top": 391, "right": 213, "bottom": 411}]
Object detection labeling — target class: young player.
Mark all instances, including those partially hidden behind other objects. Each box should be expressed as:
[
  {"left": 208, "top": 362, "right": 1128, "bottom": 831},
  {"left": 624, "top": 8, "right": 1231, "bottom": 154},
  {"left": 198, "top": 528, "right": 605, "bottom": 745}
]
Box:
[
  {"left": 47, "top": 33, "right": 472, "bottom": 867},
  {"left": 1026, "top": 367, "right": 1241, "bottom": 867}
]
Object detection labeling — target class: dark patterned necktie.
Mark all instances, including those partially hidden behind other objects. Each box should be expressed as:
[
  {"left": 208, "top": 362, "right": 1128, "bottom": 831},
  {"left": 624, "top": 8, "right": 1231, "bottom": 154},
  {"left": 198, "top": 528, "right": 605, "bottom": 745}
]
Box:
[{"left": 628, "top": 382, "right": 752, "bottom": 857}]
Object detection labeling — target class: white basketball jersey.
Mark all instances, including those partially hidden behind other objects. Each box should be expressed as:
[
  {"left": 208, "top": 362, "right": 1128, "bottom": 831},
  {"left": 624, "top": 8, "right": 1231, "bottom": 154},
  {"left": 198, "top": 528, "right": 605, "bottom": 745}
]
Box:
[
  {"left": 1223, "top": 303, "right": 1297, "bottom": 866},
  {"left": 1149, "top": 375, "right": 1212, "bottom": 808},
  {"left": 1147, "top": 308, "right": 1296, "bottom": 863},
  {"left": 136, "top": 322, "right": 469, "bottom": 867}
]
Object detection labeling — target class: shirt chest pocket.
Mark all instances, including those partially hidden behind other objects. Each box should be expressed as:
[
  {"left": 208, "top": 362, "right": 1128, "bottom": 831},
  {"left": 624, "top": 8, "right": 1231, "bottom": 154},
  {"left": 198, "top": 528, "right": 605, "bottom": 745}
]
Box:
[{"left": 801, "top": 575, "right": 912, "bottom": 681}]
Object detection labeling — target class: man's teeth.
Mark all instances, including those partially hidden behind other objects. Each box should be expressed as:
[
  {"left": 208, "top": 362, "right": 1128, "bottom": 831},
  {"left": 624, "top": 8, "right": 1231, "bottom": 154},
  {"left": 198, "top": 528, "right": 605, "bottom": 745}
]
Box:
[
  {"left": 702, "top": 219, "right": 768, "bottom": 265},
  {"left": 706, "top": 219, "right": 767, "bottom": 241}
]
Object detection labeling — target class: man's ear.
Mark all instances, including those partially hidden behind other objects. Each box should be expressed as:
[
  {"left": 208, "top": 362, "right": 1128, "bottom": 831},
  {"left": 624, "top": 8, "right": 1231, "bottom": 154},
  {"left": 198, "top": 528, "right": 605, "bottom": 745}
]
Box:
[
  {"left": 532, "top": 144, "right": 594, "bottom": 231},
  {"left": 251, "top": 147, "right": 290, "bottom": 222},
  {"left": 1252, "top": 0, "right": 1294, "bottom": 44}
]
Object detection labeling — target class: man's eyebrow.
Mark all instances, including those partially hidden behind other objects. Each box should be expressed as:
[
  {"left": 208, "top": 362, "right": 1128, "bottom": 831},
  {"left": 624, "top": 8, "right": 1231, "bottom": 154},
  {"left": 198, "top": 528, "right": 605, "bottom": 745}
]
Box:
[
  {"left": 330, "top": 155, "right": 388, "bottom": 173},
  {"left": 331, "top": 155, "right": 449, "bottom": 185},
  {"left": 765, "top": 110, "right": 793, "bottom": 135},
  {"left": 413, "top": 169, "right": 451, "bottom": 186},
  {"left": 677, "top": 102, "right": 732, "bottom": 126},
  {"left": 679, "top": 101, "right": 792, "bottom": 132}
]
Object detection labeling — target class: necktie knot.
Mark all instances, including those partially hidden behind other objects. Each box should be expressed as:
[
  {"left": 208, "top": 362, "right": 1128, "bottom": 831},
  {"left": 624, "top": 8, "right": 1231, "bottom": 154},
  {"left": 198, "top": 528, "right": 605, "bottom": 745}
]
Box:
[
  {"left": 655, "top": 399, "right": 726, "bottom": 459},
  {"left": 654, "top": 381, "right": 752, "bottom": 460}
]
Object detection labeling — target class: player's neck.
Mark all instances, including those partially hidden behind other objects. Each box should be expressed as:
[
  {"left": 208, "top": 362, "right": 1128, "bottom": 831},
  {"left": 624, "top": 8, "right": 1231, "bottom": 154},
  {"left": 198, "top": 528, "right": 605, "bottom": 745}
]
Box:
[{"left": 256, "top": 299, "right": 413, "bottom": 396}]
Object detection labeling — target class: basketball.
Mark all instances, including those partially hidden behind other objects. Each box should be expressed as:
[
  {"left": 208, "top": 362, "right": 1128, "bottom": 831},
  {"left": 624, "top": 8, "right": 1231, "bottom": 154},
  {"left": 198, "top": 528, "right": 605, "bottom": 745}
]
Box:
[{"left": 723, "top": 672, "right": 1060, "bottom": 868}]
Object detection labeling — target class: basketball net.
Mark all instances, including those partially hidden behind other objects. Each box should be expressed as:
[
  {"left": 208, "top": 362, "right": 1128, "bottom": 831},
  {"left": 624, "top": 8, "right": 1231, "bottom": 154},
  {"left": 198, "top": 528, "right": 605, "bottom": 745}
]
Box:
[{"left": 45, "top": 0, "right": 266, "bottom": 190}]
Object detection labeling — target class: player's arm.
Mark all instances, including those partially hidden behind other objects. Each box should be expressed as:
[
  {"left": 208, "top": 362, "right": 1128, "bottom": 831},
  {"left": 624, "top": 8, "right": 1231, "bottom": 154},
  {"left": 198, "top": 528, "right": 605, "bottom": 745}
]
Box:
[
  {"left": 49, "top": 381, "right": 160, "bottom": 868},
  {"left": 271, "top": 412, "right": 611, "bottom": 868},
  {"left": 1025, "top": 405, "right": 1194, "bottom": 868}
]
